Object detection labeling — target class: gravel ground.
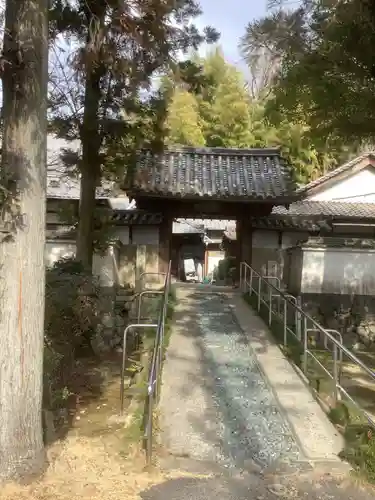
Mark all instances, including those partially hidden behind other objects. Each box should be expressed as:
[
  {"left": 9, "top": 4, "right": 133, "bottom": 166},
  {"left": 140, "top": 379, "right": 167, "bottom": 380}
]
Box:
[
  {"left": 194, "top": 293, "right": 300, "bottom": 468},
  {"left": 160, "top": 291, "right": 300, "bottom": 471}
]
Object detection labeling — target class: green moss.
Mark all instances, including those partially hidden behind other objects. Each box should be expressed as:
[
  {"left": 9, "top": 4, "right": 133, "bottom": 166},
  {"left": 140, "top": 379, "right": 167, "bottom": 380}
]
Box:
[
  {"left": 328, "top": 402, "right": 351, "bottom": 427},
  {"left": 341, "top": 423, "right": 375, "bottom": 482}
]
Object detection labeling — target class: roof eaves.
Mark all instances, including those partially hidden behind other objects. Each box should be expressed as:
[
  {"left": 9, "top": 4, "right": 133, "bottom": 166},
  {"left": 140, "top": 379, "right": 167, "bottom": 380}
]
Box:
[
  {"left": 298, "top": 153, "right": 375, "bottom": 196},
  {"left": 129, "top": 188, "right": 301, "bottom": 204},
  {"left": 158, "top": 146, "right": 282, "bottom": 156}
]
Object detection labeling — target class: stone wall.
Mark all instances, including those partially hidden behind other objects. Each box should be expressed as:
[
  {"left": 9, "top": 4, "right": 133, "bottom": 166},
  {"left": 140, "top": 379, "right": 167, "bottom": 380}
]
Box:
[
  {"left": 93, "top": 242, "right": 162, "bottom": 354},
  {"left": 117, "top": 244, "right": 161, "bottom": 289},
  {"left": 298, "top": 292, "right": 375, "bottom": 348}
]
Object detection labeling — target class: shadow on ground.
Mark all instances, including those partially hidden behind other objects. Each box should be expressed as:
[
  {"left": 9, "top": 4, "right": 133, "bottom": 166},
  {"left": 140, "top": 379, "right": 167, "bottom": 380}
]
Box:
[
  {"left": 163, "top": 289, "right": 300, "bottom": 470},
  {"left": 140, "top": 466, "right": 375, "bottom": 500}
]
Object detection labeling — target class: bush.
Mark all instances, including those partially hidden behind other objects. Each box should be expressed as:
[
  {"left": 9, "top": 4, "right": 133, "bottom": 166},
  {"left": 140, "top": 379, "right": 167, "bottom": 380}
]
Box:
[
  {"left": 214, "top": 257, "right": 236, "bottom": 282},
  {"left": 44, "top": 258, "right": 101, "bottom": 410},
  {"left": 341, "top": 424, "right": 375, "bottom": 482}
]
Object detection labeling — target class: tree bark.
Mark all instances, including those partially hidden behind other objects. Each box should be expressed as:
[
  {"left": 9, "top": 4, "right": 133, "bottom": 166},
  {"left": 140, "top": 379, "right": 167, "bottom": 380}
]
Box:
[
  {"left": 0, "top": 0, "right": 48, "bottom": 481},
  {"left": 75, "top": 6, "right": 105, "bottom": 271},
  {"left": 75, "top": 69, "right": 102, "bottom": 270}
]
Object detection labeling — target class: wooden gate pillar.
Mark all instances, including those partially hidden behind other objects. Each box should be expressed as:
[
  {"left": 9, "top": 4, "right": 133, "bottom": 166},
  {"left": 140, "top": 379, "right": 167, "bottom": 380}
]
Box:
[
  {"left": 236, "top": 216, "right": 253, "bottom": 280},
  {"left": 158, "top": 213, "right": 173, "bottom": 275}
]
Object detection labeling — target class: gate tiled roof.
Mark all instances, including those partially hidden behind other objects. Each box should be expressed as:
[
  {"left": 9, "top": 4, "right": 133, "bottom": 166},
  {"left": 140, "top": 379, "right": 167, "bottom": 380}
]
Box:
[{"left": 131, "top": 148, "right": 297, "bottom": 201}]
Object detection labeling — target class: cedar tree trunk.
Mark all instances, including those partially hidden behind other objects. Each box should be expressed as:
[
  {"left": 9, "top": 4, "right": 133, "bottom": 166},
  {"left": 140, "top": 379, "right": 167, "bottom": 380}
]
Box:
[{"left": 0, "top": 0, "right": 48, "bottom": 480}]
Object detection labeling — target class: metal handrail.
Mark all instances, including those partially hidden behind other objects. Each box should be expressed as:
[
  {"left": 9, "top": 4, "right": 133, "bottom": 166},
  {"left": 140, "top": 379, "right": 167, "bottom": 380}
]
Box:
[
  {"left": 120, "top": 323, "right": 157, "bottom": 415},
  {"left": 138, "top": 271, "right": 166, "bottom": 291},
  {"left": 144, "top": 260, "right": 172, "bottom": 464},
  {"left": 240, "top": 261, "right": 375, "bottom": 427},
  {"left": 137, "top": 290, "right": 164, "bottom": 324},
  {"left": 119, "top": 264, "right": 171, "bottom": 423}
]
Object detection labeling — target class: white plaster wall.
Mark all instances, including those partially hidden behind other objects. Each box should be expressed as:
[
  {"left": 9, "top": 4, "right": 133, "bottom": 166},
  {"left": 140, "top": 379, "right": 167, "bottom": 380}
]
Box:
[
  {"left": 113, "top": 226, "right": 130, "bottom": 245},
  {"left": 300, "top": 248, "right": 375, "bottom": 295},
  {"left": 309, "top": 167, "right": 375, "bottom": 202},
  {"left": 45, "top": 241, "right": 75, "bottom": 267},
  {"left": 93, "top": 249, "right": 116, "bottom": 287},
  {"left": 252, "top": 230, "right": 279, "bottom": 248},
  {"left": 282, "top": 231, "right": 309, "bottom": 249},
  {"left": 45, "top": 240, "right": 116, "bottom": 287},
  {"left": 132, "top": 226, "right": 159, "bottom": 245},
  {"left": 207, "top": 250, "right": 225, "bottom": 276}
]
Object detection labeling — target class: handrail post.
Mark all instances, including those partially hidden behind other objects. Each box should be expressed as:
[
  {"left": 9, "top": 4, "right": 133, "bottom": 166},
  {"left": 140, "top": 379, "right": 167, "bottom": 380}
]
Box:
[
  {"left": 249, "top": 267, "right": 253, "bottom": 295},
  {"left": 268, "top": 288, "right": 272, "bottom": 325},
  {"left": 120, "top": 323, "right": 158, "bottom": 415},
  {"left": 303, "top": 316, "right": 308, "bottom": 373},
  {"left": 283, "top": 299, "right": 287, "bottom": 346},
  {"left": 333, "top": 343, "right": 339, "bottom": 406},
  {"left": 144, "top": 259, "right": 172, "bottom": 466},
  {"left": 137, "top": 290, "right": 164, "bottom": 324},
  {"left": 257, "top": 277, "right": 261, "bottom": 311},
  {"left": 296, "top": 296, "right": 302, "bottom": 341}
]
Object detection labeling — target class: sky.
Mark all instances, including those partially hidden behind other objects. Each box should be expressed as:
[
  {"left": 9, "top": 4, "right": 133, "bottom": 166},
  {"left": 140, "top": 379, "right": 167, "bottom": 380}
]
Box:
[{"left": 196, "top": 0, "right": 268, "bottom": 69}]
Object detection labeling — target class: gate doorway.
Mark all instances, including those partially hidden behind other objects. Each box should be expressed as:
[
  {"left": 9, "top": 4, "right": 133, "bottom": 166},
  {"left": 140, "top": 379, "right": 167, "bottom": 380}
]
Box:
[{"left": 125, "top": 147, "right": 299, "bottom": 278}]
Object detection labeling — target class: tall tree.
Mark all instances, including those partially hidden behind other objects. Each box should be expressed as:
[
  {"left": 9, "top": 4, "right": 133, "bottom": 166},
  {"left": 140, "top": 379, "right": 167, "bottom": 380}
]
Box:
[
  {"left": 241, "top": 0, "right": 375, "bottom": 156},
  {"left": 198, "top": 48, "right": 254, "bottom": 147},
  {"left": 49, "top": 0, "right": 218, "bottom": 269},
  {"left": 165, "top": 88, "right": 205, "bottom": 147},
  {"left": 0, "top": 0, "right": 48, "bottom": 480}
]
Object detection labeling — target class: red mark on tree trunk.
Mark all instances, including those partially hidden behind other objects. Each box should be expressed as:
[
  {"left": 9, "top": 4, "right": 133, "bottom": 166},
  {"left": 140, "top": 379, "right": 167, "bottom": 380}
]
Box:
[{"left": 18, "top": 269, "right": 24, "bottom": 384}]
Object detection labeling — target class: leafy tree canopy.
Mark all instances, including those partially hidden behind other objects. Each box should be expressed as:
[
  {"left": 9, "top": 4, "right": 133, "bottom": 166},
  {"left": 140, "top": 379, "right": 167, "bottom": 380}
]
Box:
[
  {"left": 241, "top": 0, "right": 375, "bottom": 151},
  {"left": 48, "top": 0, "right": 219, "bottom": 267},
  {"left": 164, "top": 45, "right": 343, "bottom": 182}
]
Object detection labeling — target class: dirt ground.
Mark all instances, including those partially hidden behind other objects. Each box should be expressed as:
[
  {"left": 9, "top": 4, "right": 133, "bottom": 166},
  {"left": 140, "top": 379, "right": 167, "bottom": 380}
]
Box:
[{"left": 0, "top": 354, "right": 190, "bottom": 500}]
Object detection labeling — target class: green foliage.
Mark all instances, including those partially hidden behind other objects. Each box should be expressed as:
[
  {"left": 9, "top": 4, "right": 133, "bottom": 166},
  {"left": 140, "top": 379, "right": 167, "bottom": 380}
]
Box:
[
  {"left": 163, "top": 45, "right": 344, "bottom": 183},
  {"left": 329, "top": 402, "right": 351, "bottom": 427},
  {"left": 341, "top": 423, "right": 375, "bottom": 483},
  {"left": 43, "top": 258, "right": 101, "bottom": 409},
  {"left": 165, "top": 88, "right": 205, "bottom": 146},
  {"left": 214, "top": 257, "right": 236, "bottom": 283},
  {"left": 241, "top": 0, "right": 375, "bottom": 159},
  {"left": 48, "top": 0, "right": 219, "bottom": 265}
]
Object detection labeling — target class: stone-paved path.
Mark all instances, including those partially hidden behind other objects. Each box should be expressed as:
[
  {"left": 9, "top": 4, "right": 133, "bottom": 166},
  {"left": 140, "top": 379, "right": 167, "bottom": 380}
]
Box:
[{"left": 153, "top": 286, "right": 375, "bottom": 500}]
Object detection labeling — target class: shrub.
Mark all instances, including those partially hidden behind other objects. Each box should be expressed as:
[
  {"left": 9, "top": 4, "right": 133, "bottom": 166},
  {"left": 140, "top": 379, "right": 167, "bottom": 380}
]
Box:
[
  {"left": 43, "top": 258, "right": 101, "bottom": 410},
  {"left": 341, "top": 424, "right": 375, "bottom": 482},
  {"left": 214, "top": 257, "right": 236, "bottom": 282}
]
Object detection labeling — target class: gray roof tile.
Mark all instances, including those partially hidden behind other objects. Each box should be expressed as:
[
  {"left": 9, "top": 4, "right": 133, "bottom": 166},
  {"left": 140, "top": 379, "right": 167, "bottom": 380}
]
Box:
[
  {"left": 131, "top": 147, "right": 297, "bottom": 201},
  {"left": 112, "top": 210, "right": 162, "bottom": 225},
  {"left": 271, "top": 200, "right": 375, "bottom": 219}
]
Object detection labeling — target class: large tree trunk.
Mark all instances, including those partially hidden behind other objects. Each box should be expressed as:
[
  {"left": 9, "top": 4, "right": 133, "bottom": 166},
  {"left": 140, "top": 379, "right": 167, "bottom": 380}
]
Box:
[
  {"left": 75, "top": 70, "right": 102, "bottom": 270},
  {"left": 0, "top": 0, "right": 48, "bottom": 481},
  {"left": 75, "top": 7, "right": 105, "bottom": 270}
]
